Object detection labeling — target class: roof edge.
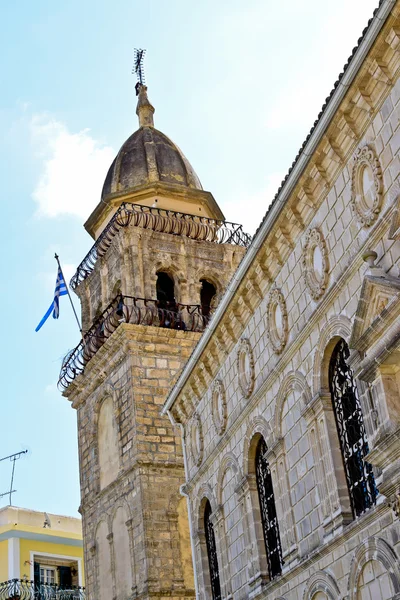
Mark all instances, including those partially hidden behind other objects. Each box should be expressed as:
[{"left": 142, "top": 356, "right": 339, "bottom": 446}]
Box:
[{"left": 162, "top": 0, "right": 396, "bottom": 415}]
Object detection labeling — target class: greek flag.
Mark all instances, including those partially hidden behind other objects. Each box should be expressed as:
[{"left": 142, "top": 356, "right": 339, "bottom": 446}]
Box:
[{"left": 35, "top": 267, "right": 68, "bottom": 332}]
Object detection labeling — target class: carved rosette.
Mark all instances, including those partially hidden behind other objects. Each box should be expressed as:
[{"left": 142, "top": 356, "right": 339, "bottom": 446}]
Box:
[
  {"left": 236, "top": 338, "right": 255, "bottom": 399},
  {"left": 266, "top": 287, "right": 288, "bottom": 355},
  {"left": 351, "top": 144, "right": 383, "bottom": 227},
  {"left": 302, "top": 227, "right": 329, "bottom": 300},
  {"left": 189, "top": 413, "right": 203, "bottom": 467},
  {"left": 211, "top": 379, "right": 227, "bottom": 435}
]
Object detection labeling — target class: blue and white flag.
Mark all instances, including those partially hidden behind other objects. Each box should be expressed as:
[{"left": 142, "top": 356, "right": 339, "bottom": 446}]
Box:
[{"left": 35, "top": 267, "right": 68, "bottom": 332}]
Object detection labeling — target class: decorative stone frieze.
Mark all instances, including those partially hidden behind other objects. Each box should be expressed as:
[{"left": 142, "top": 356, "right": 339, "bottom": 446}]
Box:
[
  {"left": 211, "top": 379, "right": 227, "bottom": 435},
  {"left": 266, "top": 287, "right": 288, "bottom": 355},
  {"left": 302, "top": 227, "right": 329, "bottom": 300},
  {"left": 236, "top": 338, "right": 255, "bottom": 399},
  {"left": 190, "top": 413, "right": 204, "bottom": 467},
  {"left": 351, "top": 144, "right": 383, "bottom": 227}
]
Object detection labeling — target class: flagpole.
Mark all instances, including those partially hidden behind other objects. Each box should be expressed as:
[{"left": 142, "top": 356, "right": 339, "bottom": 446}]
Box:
[{"left": 54, "top": 253, "right": 82, "bottom": 333}]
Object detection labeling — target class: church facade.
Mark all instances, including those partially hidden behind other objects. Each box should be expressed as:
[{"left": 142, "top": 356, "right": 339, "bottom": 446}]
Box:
[
  {"left": 163, "top": 1, "right": 400, "bottom": 599},
  {"left": 60, "top": 1, "right": 400, "bottom": 599}
]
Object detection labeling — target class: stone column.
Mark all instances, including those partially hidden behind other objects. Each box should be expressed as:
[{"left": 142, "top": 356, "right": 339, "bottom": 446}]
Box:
[
  {"left": 358, "top": 355, "right": 400, "bottom": 503},
  {"left": 266, "top": 439, "right": 298, "bottom": 569},
  {"left": 193, "top": 529, "right": 211, "bottom": 600},
  {"left": 106, "top": 532, "right": 116, "bottom": 600},
  {"left": 125, "top": 518, "right": 137, "bottom": 598},
  {"left": 235, "top": 475, "right": 268, "bottom": 598},
  {"left": 304, "top": 393, "right": 352, "bottom": 539},
  {"left": 211, "top": 505, "right": 232, "bottom": 600}
]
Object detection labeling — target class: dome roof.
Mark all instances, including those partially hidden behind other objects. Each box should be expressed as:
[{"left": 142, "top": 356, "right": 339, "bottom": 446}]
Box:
[
  {"left": 101, "top": 85, "right": 202, "bottom": 200},
  {"left": 101, "top": 126, "right": 203, "bottom": 200}
]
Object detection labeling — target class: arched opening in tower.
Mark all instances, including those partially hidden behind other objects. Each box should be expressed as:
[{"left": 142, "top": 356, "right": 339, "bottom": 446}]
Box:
[
  {"left": 156, "top": 272, "right": 176, "bottom": 309},
  {"left": 200, "top": 279, "right": 216, "bottom": 316}
]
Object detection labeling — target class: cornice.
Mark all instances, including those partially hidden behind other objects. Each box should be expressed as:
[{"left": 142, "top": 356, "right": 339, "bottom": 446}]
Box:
[
  {"left": 65, "top": 324, "right": 201, "bottom": 409},
  {"left": 164, "top": 4, "right": 400, "bottom": 418},
  {"left": 81, "top": 457, "right": 186, "bottom": 511},
  {"left": 171, "top": 197, "right": 396, "bottom": 434}
]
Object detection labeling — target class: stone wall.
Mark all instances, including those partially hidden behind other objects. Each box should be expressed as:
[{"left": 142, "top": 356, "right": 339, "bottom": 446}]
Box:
[
  {"left": 169, "top": 5, "right": 400, "bottom": 599},
  {"left": 75, "top": 225, "right": 245, "bottom": 333},
  {"left": 67, "top": 326, "right": 201, "bottom": 599}
]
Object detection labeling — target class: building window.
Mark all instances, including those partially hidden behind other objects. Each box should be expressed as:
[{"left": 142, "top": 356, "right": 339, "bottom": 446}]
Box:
[
  {"left": 156, "top": 272, "right": 175, "bottom": 308},
  {"left": 40, "top": 566, "right": 56, "bottom": 584},
  {"left": 204, "top": 500, "right": 221, "bottom": 600},
  {"left": 255, "top": 437, "right": 283, "bottom": 579},
  {"left": 329, "top": 339, "right": 377, "bottom": 517},
  {"left": 200, "top": 279, "right": 216, "bottom": 316}
]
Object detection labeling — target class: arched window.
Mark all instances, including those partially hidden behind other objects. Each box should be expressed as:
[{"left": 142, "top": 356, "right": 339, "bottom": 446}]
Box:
[
  {"left": 156, "top": 272, "right": 175, "bottom": 308},
  {"left": 255, "top": 437, "right": 283, "bottom": 579},
  {"left": 329, "top": 339, "right": 377, "bottom": 517},
  {"left": 200, "top": 279, "right": 216, "bottom": 316},
  {"left": 204, "top": 500, "right": 221, "bottom": 600}
]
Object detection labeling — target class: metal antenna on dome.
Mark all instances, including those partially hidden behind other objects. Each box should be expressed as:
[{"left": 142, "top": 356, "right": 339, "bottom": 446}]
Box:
[{"left": 133, "top": 48, "right": 146, "bottom": 96}]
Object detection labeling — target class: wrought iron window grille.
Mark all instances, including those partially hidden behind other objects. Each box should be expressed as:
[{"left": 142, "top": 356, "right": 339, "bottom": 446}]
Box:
[
  {"left": 70, "top": 203, "right": 252, "bottom": 290},
  {"left": 204, "top": 501, "right": 222, "bottom": 600},
  {"left": 255, "top": 438, "right": 283, "bottom": 580},
  {"left": 329, "top": 339, "right": 378, "bottom": 517}
]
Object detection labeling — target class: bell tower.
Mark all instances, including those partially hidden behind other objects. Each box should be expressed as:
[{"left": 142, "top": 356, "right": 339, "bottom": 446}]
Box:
[{"left": 60, "top": 82, "right": 250, "bottom": 600}]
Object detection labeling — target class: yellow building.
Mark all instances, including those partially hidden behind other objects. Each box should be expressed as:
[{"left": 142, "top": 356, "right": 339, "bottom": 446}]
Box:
[{"left": 0, "top": 505, "right": 84, "bottom": 595}]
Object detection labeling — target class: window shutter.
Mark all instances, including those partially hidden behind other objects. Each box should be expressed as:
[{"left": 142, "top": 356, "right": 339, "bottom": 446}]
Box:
[
  {"left": 33, "top": 562, "right": 40, "bottom": 585},
  {"left": 59, "top": 566, "right": 72, "bottom": 588}
]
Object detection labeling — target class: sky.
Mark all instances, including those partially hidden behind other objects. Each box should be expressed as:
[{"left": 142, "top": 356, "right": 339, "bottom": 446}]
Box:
[{"left": 1, "top": 0, "right": 379, "bottom": 518}]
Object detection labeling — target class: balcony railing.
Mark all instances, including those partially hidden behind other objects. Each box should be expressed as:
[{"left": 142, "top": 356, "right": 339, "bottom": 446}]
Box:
[
  {"left": 0, "top": 579, "right": 85, "bottom": 599},
  {"left": 70, "top": 203, "right": 252, "bottom": 290},
  {"left": 58, "top": 294, "right": 210, "bottom": 391}
]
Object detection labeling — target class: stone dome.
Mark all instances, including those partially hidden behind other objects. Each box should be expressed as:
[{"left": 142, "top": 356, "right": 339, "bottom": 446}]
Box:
[{"left": 101, "top": 86, "right": 202, "bottom": 200}]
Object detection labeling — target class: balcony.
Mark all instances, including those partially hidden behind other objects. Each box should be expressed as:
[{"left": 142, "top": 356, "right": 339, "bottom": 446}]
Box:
[
  {"left": 58, "top": 294, "right": 210, "bottom": 391},
  {"left": 0, "top": 579, "right": 85, "bottom": 599},
  {"left": 70, "top": 202, "right": 252, "bottom": 290}
]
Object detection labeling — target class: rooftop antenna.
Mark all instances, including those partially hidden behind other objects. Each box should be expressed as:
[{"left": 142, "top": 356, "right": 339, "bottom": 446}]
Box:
[
  {"left": 0, "top": 450, "right": 28, "bottom": 505},
  {"left": 133, "top": 48, "right": 146, "bottom": 95}
]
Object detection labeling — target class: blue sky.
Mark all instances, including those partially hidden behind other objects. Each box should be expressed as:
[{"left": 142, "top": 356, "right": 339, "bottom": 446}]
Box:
[{"left": 1, "top": 0, "right": 378, "bottom": 518}]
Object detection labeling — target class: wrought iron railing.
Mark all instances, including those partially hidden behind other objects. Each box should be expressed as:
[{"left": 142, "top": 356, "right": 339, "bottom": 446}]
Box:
[
  {"left": 0, "top": 579, "right": 85, "bottom": 599},
  {"left": 58, "top": 294, "right": 210, "bottom": 391},
  {"left": 70, "top": 203, "right": 252, "bottom": 290}
]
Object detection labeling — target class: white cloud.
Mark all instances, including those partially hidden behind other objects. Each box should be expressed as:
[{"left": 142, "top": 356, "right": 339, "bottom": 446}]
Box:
[
  {"left": 31, "top": 114, "right": 115, "bottom": 219},
  {"left": 45, "top": 383, "right": 57, "bottom": 394}
]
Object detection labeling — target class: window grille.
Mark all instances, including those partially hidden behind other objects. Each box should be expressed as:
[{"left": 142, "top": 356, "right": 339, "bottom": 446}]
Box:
[
  {"left": 255, "top": 437, "right": 283, "bottom": 579},
  {"left": 329, "top": 339, "right": 377, "bottom": 517},
  {"left": 204, "top": 500, "right": 222, "bottom": 600}
]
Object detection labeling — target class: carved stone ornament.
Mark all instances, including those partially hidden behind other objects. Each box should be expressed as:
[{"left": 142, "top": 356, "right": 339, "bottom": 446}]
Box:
[
  {"left": 266, "top": 287, "right": 288, "bottom": 355},
  {"left": 211, "top": 379, "right": 227, "bottom": 435},
  {"left": 389, "top": 492, "right": 400, "bottom": 518},
  {"left": 189, "top": 413, "right": 203, "bottom": 467},
  {"left": 236, "top": 338, "right": 255, "bottom": 399},
  {"left": 351, "top": 144, "right": 383, "bottom": 227},
  {"left": 302, "top": 227, "right": 329, "bottom": 300}
]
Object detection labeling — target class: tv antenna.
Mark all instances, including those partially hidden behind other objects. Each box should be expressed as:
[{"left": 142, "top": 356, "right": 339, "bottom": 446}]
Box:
[
  {"left": 0, "top": 450, "right": 28, "bottom": 505},
  {"left": 133, "top": 48, "right": 146, "bottom": 95}
]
